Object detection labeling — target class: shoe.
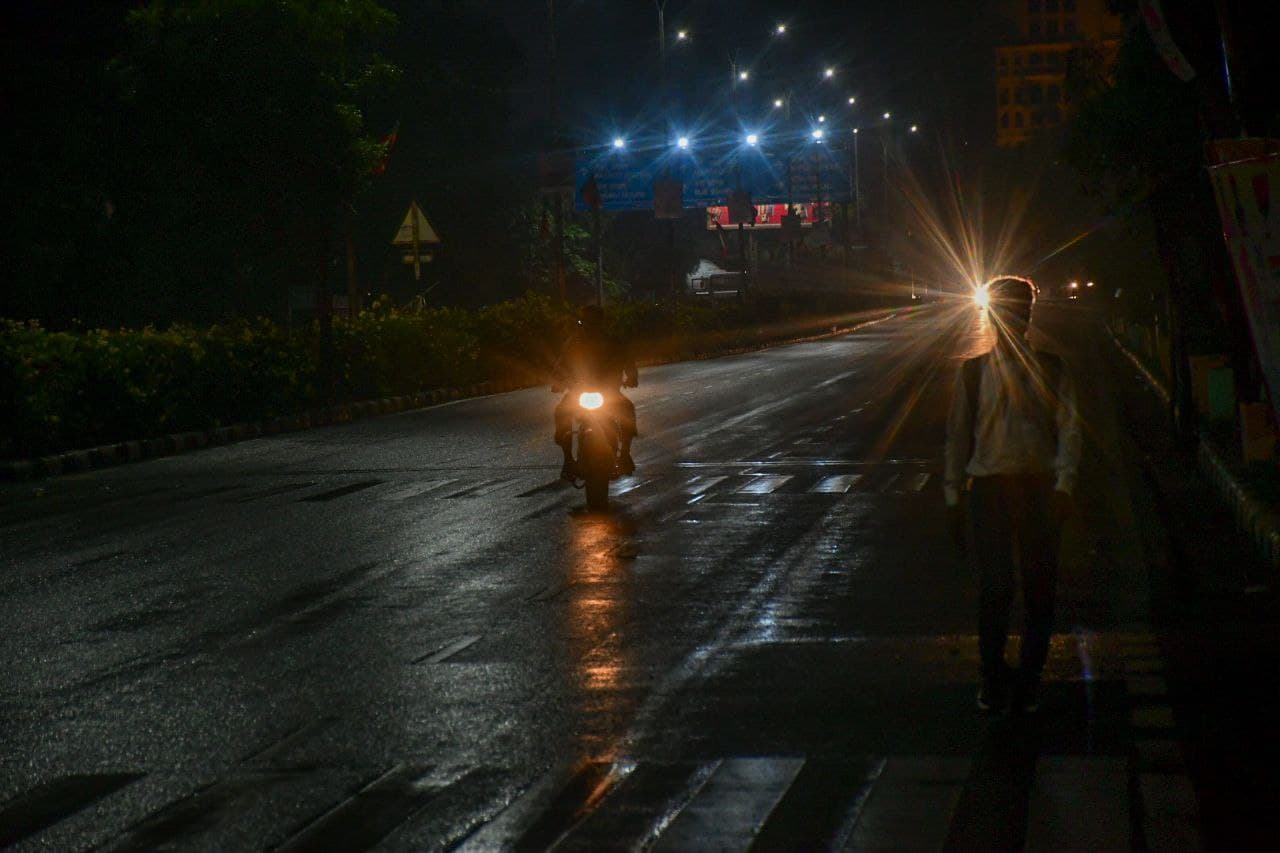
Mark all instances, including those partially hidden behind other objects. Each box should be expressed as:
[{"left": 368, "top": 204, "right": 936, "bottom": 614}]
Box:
[
  {"left": 1012, "top": 675, "right": 1041, "bottom": 714},
  {"left": 559, "top": 460, "right": 577, "bottom": 482},
  {"left": 618, "top": 452, "right": 636, "bottom": 476},
  {"left": 977, "top": 678, "right": 1008, "bottom": 714}
]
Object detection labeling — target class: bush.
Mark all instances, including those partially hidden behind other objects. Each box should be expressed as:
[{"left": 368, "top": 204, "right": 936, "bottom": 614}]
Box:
[{"left": 1, "top": 288, "right": 898, "bottom": 459}]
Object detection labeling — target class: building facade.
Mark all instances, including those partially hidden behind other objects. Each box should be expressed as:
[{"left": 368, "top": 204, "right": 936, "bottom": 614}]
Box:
[{"left": 995, "top": 0, "right": 1123, "bottom": 147}]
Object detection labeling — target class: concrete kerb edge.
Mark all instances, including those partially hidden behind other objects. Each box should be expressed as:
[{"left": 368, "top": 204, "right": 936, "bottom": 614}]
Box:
[
  {"left": 1108, "top": 324, "right": 1280, "bottom": 579},
  {"left": 0, "top": 307, "right": 908, "bottom": 483}
]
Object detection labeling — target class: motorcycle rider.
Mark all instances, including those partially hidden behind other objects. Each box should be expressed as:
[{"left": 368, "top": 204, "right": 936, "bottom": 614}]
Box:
[{"left": 551, "top": 304, "right": 638, "bottom": 481}]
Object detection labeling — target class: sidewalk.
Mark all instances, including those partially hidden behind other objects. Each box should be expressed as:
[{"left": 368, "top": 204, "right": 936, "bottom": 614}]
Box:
[
  {"left": 1109, "top": 325, "right": 1280, "bottom": 587},
  {"left": 1103, "top": 320, "right": 1280, "bottom": 848}
]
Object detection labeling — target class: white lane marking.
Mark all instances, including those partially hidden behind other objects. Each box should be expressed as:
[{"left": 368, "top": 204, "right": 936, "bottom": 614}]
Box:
[
  {"left": 380, "top": 479, "right": 458, "bottom": 501},
  {"left": 817, "top": 369, "right": 859, "bottom": 388},
  {"left": 613, "top": 477, "right": 656, "bottom": 495},
  {"left": 877, "top": 473, "right": 901, "bottom": 492},
  {"left": 908, "top": 473, "right": 931, "bottom": 491},
  {"left": 811, "top": 474, "right": 862, "bottom": 494},
  {"left": 416, "top": 634, "right": 482, "bottom": 664},
  {"left": 736, "top": 475, "right": 793, "bottom": 495}
]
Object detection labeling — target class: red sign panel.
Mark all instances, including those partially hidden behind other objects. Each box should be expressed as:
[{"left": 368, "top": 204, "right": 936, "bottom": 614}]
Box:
[{"left": 705, "top": 202, "right": 831, "bottom": 229}]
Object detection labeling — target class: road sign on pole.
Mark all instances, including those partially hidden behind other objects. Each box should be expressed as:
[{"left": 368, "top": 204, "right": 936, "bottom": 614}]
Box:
[{"left": 392, "top": 201, "right": 441, "bottom": 281}]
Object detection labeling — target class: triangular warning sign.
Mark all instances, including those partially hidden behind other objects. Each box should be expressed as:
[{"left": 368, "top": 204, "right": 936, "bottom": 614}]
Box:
[{"left": 391, "top": 201, "right": 441, "bottom": 246}]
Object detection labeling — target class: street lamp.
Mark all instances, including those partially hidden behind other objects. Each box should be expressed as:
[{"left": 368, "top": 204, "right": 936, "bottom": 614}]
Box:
[
  {"left": 824, "top": 67, "right": 836, "bottom": 78},
  {"left": 818, "top": 114, "right": 826, "bottom": 123},
  {"left": 883, "top": 112, "right": 891, "bottom": 120},
  {"left": 811, "top": 128, "right": 825, "bottom": 141},
  {"left": 910, "top": 124, "right": 919, "bottom": 133},
  {"left": 676, "top": 29, "right": 688, "bottom": 41},
  {"left": 746, "top": 133, "right": 759, "bottom": 146},
  {"left": 612, "top": 137, "right": 626, "bottom": 149},
  {"left": 739, "top": 70, "right": 750, "bottom": 81},
  {"left": 847, "top": 96, "right": 856, "bottom": 105},
  {"left": 773, "top": 98, "right": 784, "bottom": 108},
  {"left": 677, "top": 136, "right": 690, "bottom": 149},
  {"left": 775, "top": 23, "right": 787, "bottom": 35}
]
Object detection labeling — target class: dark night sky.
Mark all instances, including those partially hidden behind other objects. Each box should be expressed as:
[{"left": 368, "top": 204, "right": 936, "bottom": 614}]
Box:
[{"left": 493, "top": 0, "right": 1009, "bottom": 150}]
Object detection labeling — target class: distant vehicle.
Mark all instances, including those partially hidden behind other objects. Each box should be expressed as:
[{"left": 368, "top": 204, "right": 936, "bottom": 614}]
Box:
[{"left": 690, "top": 272, "right": 744, "bottom": 298}]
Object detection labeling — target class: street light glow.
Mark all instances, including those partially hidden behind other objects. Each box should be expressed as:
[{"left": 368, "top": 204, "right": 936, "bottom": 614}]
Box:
[
  {"left": 824, "top": 67, "right": 835, "bottom": 78},
  {"left": 612, "top": 137, "right": 625, "bottom": 149},
  {"left": 775, "top": 23, "right": 787, "bottom": 34},
  {"left": 677, "top": 136, "right": 690, "bottom": 149},
  {"left": 739, "top": 70, "right": 749, "bottom": 81},
  {"left": 883, "top": 112, "right": 891, "bottom": 120},
  {"left": 746, "top": 133, "right": 759, "bottom": 146},
  {"left": 848, "top": 96, "right": 856, "bottom": 105},
  {"left": 773, "top": 98, "right": 784, "bottom": 108},
  {"left": 818, "top": 114, "right": 826, "bottom": 123},
  {"left": 811, "top": 128, "right": 825, "bottom": 141},
  {"left": 676, "top": 30, "right": 688, "bottom": 40},
  {"left": 910, "top": 124, "right": 918, "bottom": 133},
  {"left": 852, "top": 127, "right": 859, "bottom": 134}
]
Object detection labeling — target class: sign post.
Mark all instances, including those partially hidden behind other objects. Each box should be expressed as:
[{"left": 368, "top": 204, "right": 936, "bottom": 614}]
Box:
[{"left": 391, "top": 201, "right": 441, "bottom": 281}]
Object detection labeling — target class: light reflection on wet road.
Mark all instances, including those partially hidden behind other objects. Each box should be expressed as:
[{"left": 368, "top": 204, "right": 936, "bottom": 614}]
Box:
[{"left": 0, "top": 304, "right": 1179, "bottom": 849}]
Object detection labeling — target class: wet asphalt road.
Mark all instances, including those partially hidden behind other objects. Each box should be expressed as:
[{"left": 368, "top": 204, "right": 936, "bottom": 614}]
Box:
[{"left": 0, "top": 303, "right": 1204, "bottom": 850}]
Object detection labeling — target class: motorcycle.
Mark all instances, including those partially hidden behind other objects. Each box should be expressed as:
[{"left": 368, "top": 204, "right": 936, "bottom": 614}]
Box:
[{"left": 573, "top": 390, "right": 621, "bottom": 511}]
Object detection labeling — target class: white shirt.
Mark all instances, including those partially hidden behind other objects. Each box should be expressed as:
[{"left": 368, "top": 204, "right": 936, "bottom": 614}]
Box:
[{"left": 944, "top": 344, "right": 1082, "bottom": 506}]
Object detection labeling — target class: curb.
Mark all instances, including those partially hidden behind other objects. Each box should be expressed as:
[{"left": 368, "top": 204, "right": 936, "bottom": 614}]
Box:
[
  {"left": 0, "top": 308, "right": 908, "bottom": 483},
  {"left": 1108, "top": 325, "right": 1279, "bottom": 579}
]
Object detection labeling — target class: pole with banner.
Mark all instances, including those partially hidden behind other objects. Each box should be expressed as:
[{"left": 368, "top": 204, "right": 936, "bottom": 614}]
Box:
[
  {"left": 655, "top": 177, "right": 683, "bottom": 303},
  {"left": 1207, "top": 139, "right": 1280, "bottom": 428}
]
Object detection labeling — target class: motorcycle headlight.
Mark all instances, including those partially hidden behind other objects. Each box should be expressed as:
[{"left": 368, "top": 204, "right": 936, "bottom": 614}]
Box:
[
  {"left": 578, "top": 391, "right": 604, "bottom": 410},
  {"left": 973, "top": 286, "right": 991, "bottom": 309}
]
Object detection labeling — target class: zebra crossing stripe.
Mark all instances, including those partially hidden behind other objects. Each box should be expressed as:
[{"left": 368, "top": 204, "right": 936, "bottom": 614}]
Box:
[
  {"left": 1025, "top": 756, "right": 1130, "bottom": 851},
  {"left": 736, "top": 475, "right": 793, "bottom": 495},
  {"left": 839, "top": 757, "right": 968, "bottom": 852},
  {"left": 811, "top": 474, "right": 862, "bottom": 493},
  {"left": 650, "top": 757, "right": 804, "bottom": 851},
  {"left": 685, "top": 476, "right": 728, "bottom": 496}
]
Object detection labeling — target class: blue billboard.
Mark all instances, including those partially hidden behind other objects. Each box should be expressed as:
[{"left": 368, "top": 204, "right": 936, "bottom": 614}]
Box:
[{"left": 575, "top": 141, "right": 853, "bottom": 212}]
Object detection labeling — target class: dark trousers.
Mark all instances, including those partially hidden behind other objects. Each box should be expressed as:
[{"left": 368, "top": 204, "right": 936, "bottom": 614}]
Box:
[
  {"left": 967, "top": 474, "right": 1061, "bottom": 681},
  {"left": 554, "top": 392, "right": 636, "bottom": 449}
]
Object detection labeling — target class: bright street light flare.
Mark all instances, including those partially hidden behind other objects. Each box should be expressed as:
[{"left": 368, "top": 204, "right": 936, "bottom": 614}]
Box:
[
  {"left": 910, "top": 124, "right": 919, "bottom": 133},
  {"left": 848, "top": 96, "right": 856, "bottom": 105},
  {"left": 676, "top": 30, "right": 687, "bottom": 40},
  {"left": 824, "top": 67, "right": 835, "bottom": 78},
  {"left": 612, "top": 137, "right": 625, "bottom": 149},
  {"left": 775, "top": 23, "right": 786, "bottom": 34},
  {"left": 883, "top": 112, "right": 891, "bottom": 120},
  {"left": 818, "top": 114, "right": 826, "bottom": 123},
  {"left": 811, "top": 128, "right": 825, "bottom": 141},
  {"left": 974, "top": 286, "right": 991, "bottom": 309},
  {"left": 746, "top": 133, "right": 759, "bottom": 146},
  {"left": 677, "top": 136, "right": 690, "bottom": 149},
  {"left": 773, "top": 98, "right": 784, "bottom": 108},
  {"left": 739, "top": 70, "right": 749, "bottom": 81}
]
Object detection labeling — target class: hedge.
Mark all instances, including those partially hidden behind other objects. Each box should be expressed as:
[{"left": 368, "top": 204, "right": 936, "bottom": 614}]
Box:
[{"left": 1, "top": 290, "right": 895, "bottom": 459}]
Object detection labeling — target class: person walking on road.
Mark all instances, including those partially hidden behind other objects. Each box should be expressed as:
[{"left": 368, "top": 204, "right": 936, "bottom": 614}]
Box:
[{"left": 945, "top": 276, "right": 1083, "bottom": 714}]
